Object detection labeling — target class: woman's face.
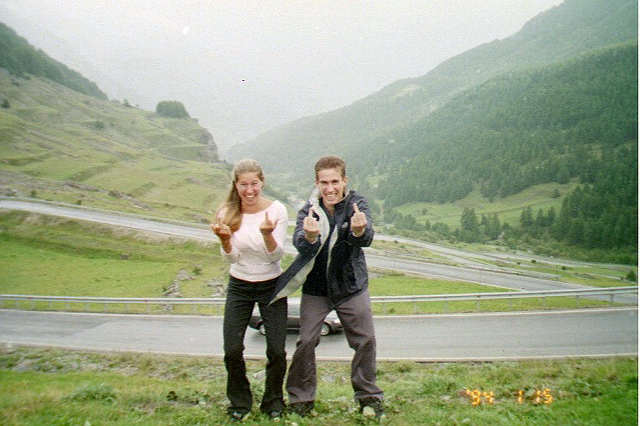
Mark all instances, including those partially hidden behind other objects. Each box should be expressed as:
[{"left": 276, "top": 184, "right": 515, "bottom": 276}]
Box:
[{"left": 235, "top": 172, "right": 263, "bottom": 208}]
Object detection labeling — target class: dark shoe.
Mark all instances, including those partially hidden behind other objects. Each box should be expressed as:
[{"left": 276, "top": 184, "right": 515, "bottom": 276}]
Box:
[
  {"left": 228, "top": 409, "right": 250, "bottom": 422},
  {"left": 359, "top": 397, "right": 385, "bottom": 420},
  {"left": 267, "top": 409, "right": 282, "bottom": 420},
  {"left": 287, "top": 401, "right": 314, "bottom": 417}
]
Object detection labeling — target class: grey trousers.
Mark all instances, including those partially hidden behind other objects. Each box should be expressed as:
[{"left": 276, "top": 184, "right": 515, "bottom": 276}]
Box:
[{"left": 286, "top": 289, "right": 383, "bottom": 404}]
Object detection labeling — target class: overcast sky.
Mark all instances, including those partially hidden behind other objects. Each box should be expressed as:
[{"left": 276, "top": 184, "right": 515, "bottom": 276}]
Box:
[{"left": 2, "top": 0, "right": 562, "bottom": 153}]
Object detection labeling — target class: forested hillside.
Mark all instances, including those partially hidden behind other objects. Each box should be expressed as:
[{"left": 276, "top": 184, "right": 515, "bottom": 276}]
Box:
[
  {"left": 231, "top": 0, "right": 637, "bottom": 194},
  {"left": 373, "top": 43, "right": 637, "bottom": 253},
  {"left": 0, "top": 22, "right": 106, "bottom": 100},
  {"left": 371, "top": 43, "right": 637, "bottom": 206}
]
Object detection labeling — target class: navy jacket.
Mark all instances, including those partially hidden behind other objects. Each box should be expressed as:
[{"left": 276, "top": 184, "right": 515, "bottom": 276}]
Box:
[{"left": 271, "top": 189, "right": 374, "bottom": 307}]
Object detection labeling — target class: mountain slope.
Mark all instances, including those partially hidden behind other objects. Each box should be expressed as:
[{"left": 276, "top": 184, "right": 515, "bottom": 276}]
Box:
[
  {"left": 231, "top": 0, "right": 637, "bottom": 194},
  {"left": 371, "top": 43, "right": 637, "bottom": 206},
  {"left": 0, "top": 23, "right": 228, "bottom": 222},
  {"left": 0, "top": 67, "right": 228, "bottom": 222},
  {"left": 373, "top": 42, "right": 638, "bottom": 251},
  {"left": 0, "top": 22, "right": 107, "bottom": 100}
]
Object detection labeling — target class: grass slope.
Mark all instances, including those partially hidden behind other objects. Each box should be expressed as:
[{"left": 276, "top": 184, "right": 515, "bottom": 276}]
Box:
[
  {"left": 395, "top": 181, "right": 578, "bottom": 229},
  {"left": 0, "top": 210, "right": 227, "bottom": 299},
  {"left": 0, "top": 210, "right": 622, "bottom": 315},
  {"left": 0, "top": 346, "right": 636, "bottom": 425},
  {"left": 0, "top": 69, "right": 228, "bottom": 223}
]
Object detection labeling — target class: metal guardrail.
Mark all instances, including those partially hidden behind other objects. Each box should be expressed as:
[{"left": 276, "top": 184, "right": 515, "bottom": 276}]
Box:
[
  {"left": 0, "top": 287, "right": 636, "bottom": 315},
  {"left": 0, "top": 295, "right": 226, "bottom": 315},
  {"left": 370, "top": 286, "right": 638, "bottom": 303},
  {"left": 371, "top": 286, "right": 637, "bottom": 314}
]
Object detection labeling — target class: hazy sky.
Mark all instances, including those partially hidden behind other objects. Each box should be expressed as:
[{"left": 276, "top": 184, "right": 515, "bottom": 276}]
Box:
[{"left": 2, "top": 0, "right": 562, "bottom": 153}]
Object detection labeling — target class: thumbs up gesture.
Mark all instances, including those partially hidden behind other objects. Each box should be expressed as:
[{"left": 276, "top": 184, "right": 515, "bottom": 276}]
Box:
[
  {"left": 260, "top": 211, "right": 277, "bottom": 235},
  {"left": 303, "top": 206, "right": 320, "bottom": 243},
  {"left": 350, "top": 203, "right": 367, "bottom": 237}
]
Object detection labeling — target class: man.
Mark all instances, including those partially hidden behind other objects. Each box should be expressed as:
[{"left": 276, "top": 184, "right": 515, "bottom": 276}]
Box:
[{"left": 271, "top": 155, "right": 384, "bottom": 419}]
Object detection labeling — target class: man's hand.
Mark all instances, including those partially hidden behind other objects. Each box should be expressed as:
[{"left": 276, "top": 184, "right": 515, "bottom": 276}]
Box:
[
  {"left": 350, "top": 203, "right": 367, "bottom": 237},
  {"left": 303, "top": 207, "right": 320, "bottom": 243},
  {"left": 260, "top": 211, "right": 276, "bottom": 235}
]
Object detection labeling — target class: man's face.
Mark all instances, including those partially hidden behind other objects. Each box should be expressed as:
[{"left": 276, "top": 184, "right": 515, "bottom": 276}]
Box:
[{"left": 316, "top": 167, "right": 347, "bottom": 209}]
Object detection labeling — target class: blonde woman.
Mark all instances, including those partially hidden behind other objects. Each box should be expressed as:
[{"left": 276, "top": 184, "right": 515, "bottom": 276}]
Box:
[{"left": 211, "top": 159, "right": 288, "bottom": 421}]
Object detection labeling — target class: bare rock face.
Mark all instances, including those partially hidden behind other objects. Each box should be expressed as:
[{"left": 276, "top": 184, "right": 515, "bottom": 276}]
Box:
[
  {"left": 207, "top": 279, "right": 226, "bottom": 296},
  {"left": 199, "top": 129, "right": 218, "bottom": 163},
  {"left": 163, "top": 281, "right": 181, "bottom": 297},
  {"left": 163, "top": 269, "right": 196, "bottom": 297},
  {"left": 175, "top": 269, "right": 194, "bottom": 281}
]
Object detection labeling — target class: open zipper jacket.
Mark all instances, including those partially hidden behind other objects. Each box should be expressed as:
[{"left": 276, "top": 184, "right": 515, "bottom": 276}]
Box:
[{"left": 270, "top": 189, "right": 374, "bottom": 307}]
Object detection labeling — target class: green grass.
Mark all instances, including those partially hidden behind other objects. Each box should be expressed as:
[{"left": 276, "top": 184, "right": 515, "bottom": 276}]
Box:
[
  {"left": 0, "top": 72, "right": 229, "bottom": 223},
  {"left": 374, "top": 235, "right": 637, "bottom": 288},
  {"left": 457, "top": 255, "right": 634, "bottom": 288},
  {"left": 372, "top": 296, "right": 616, "bottom": 315},
  {"left": 0, "top": 210, "right": 228, "bottom": 300},
  {"left": 369, "top": 273, "right": 504, "bottom": 296},
  {"left": 397, "top": 182, "right": 578, "bottom": 229},
  {"left": 0, "top": 210, "right": 625, "bottom": 315},
  {"left": 0, "top": 346, "right": 636, "bottom": 425},
  {"left": 368, "top": 273, "right": 617, "bottom": 314},
  {"left": 370, "top": 240, "right": 454, "bottom": 264}
]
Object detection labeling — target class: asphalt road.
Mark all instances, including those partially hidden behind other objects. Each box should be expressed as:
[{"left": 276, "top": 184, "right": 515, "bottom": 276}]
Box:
[{"left": 1, "top": 308, "right": 636, "bottom": 360}]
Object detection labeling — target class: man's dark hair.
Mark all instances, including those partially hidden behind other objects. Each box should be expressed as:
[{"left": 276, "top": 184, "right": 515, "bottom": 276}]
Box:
[{"left": 314, "top": 155, "right": 346, "bottom": 179}]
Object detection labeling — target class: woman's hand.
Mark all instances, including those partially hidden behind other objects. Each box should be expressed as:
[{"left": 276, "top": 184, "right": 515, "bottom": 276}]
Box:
[
  {"left": 259, "top": 211, "right": 276, "bottom": 235},
  {"left": 211, "top": 221, "right": 233, "bottom": 253},
  {"left": 211, "top": 222, "right": 231, "bottom": 240},
  {"left": 260, "top": 211, "right": 280, "bottom": 253}
]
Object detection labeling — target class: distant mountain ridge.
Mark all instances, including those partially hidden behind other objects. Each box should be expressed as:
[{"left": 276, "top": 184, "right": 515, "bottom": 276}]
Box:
[
  {"left": 231, "top": 0, "right": 637, "bottom": 196},
  {"left": 0, "top": 22, "right": 107, "bottom": 100}
]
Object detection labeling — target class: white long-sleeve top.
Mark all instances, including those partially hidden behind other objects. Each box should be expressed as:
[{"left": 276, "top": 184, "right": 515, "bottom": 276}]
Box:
[{"left": 220, "top": 200, "right": 288, "bottom": 282}]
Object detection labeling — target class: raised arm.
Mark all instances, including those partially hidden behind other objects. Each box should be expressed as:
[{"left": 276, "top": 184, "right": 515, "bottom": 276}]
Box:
[
  {"left": 293, "top": 201, "right": 321, "bottom": 256},
  {"left": 347, "top": 198, "right": 374, "bottom": 247}
]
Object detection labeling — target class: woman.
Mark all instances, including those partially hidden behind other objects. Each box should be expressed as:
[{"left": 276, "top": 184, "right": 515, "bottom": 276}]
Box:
[{"left": 211, "top": 159, "right": 288, "bottom": 421}]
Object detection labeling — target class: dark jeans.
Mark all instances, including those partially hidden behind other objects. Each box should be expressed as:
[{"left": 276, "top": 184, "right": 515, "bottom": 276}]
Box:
[{"left": 223, "top": 275, "right": 287, "bottom": 413}]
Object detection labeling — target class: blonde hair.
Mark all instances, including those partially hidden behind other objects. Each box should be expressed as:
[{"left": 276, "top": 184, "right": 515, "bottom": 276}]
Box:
[{"left": 216, "top": 159, "right": 264, "bottom": 232}]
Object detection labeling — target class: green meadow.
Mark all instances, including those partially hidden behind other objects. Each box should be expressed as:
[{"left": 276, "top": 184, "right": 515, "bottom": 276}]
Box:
[
  {"left": 396, "top": 182, "right": 578, "bottom": 230},
  {"left": 0, "top": 346, "right": 636, "bottom": 425},
  {"left": 0, "top": 210, "right": 620, "bottom": 315}
]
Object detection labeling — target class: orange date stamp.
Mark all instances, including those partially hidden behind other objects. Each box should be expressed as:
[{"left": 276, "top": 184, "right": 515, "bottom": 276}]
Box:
[{"left": 463, "top": 388, "right": 553, "bottom": 406}]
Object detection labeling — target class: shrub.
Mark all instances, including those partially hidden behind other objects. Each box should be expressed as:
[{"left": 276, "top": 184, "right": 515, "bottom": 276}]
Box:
[
  {"left": 67, "top": 383, "right": 116, "bottom": 402},
  {"left": 626, "top": 270, "right": 637, "bottom": 282},
  {"left": 156, "top": 100, "right": 190, "bottom": 118}
]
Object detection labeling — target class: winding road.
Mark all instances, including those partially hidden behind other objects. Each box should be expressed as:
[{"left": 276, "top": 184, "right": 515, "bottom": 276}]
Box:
[
  {"left": 0, "top": 198, "right": 637, "bottom": 360},
  {"left": 1, "top": 308, "right": 636, "bottom": 360},
  {"left": 0, "top": 199, "right": 622, "bottom": 294}
]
